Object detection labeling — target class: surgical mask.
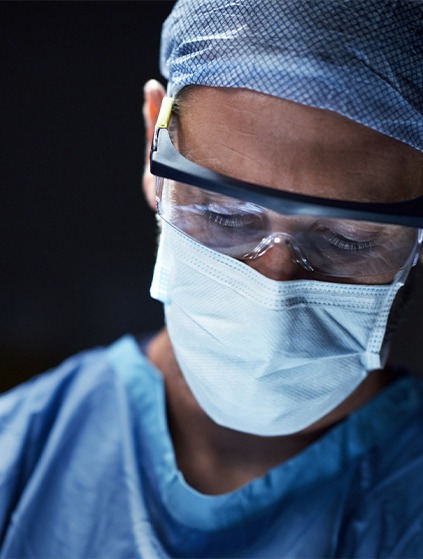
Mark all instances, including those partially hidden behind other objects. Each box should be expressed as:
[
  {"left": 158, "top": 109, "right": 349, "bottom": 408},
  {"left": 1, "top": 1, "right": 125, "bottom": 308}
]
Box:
[{"left": 150, "top": 221, "right": 406, "bottom": 436}]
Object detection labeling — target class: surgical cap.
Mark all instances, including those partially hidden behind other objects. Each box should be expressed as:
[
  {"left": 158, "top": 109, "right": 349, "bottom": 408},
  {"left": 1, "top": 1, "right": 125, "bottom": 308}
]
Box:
[{"left": 160, "top": 0, "right": 423, "bottom": 153}]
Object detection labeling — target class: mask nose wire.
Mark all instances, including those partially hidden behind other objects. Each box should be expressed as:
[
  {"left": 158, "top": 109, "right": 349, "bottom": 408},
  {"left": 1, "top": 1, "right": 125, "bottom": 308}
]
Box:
[{"left": 242, "top": 232, "right": 315, "bottom": 272}]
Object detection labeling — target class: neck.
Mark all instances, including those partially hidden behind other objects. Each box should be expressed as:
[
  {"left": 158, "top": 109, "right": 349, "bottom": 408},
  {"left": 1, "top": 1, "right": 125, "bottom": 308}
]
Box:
[{"left": 146, "top": 328, "right": 392, "bottom": 495}]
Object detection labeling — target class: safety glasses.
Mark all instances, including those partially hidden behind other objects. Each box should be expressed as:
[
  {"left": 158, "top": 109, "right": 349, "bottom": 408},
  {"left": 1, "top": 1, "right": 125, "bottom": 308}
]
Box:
[{"left": 150, "top": 97, "right": 423, "bottom": 278}]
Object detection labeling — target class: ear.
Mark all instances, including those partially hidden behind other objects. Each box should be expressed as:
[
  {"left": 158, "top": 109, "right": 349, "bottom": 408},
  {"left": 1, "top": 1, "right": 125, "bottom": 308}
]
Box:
[{"left": 143, "top": 79, "right": 166, "bottom": 210}]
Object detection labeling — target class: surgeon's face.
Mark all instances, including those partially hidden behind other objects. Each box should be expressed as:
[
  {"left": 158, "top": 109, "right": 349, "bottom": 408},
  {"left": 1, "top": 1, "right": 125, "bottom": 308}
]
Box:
[{"left": 174, "top": 86, "right": 423, "bottom": 282}]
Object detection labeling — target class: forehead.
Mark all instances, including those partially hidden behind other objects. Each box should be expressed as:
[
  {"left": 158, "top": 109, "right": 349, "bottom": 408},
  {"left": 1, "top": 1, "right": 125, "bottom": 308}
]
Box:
[{"left": 175, "top": 86, "right": 423, "bottom": 204}]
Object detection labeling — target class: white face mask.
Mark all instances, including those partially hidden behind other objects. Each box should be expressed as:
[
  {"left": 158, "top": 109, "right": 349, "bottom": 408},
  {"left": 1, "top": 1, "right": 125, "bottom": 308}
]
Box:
[{"left": 151, "top": 222, "right": 405, "bottom": 436}]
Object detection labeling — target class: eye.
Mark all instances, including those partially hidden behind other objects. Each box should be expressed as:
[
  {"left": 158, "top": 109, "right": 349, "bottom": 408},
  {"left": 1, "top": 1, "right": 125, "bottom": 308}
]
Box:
[
  {"left": 311, "top": 221, "right": 379, "bottom": 253},
  {"left": 202, "top": 202, "right": 266, "bottom": 230},
  {"left": 321, "top": 230, "right": 376, "bottom": 251},
  {"left": 204, "top": 209, "right": 258, "bottom": 228}
]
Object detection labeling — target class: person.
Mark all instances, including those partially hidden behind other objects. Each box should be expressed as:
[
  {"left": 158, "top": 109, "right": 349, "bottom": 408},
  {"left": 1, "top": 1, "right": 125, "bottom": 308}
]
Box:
[{"left": 1, "top": 0, "right": 423, "bottom": 557}]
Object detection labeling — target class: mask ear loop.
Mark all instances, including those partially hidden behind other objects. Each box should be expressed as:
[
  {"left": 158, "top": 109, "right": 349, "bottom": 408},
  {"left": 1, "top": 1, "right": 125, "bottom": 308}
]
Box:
[
  {"left": 392, "top": 228, "right": 423, "bottom": 284},
  {"left": 413, "top": 228, "right": 423, "bottom": 267},
  {"left": 379, "top": 275, "right": 408, "bottom": 368},
  {"left": 380, "top": 229, "right": 423, "bottom": 366}
]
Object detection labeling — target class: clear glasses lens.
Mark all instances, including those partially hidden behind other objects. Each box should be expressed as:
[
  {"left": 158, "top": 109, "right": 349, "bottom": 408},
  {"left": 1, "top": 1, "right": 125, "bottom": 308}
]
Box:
[{"left": 156, "top": 177, "right": 421, "bottom": 278}]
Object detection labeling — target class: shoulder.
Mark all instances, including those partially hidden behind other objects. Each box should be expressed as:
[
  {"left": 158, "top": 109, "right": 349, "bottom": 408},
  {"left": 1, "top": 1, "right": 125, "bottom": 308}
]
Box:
[
  {"left": 0, "top": 336, "right": 158, "bottom": 474},
  {"left": 0, "top": 343, "right": 112, "bottom": 431},
  {"left": 0, "top": 336, "right": 159, "bottom": 452},
  {"left": 0, "top": 342, "right": 122, "bottom": 488},
  {"left": 0, "top": 336, "right": 161, "bottom": 556}
]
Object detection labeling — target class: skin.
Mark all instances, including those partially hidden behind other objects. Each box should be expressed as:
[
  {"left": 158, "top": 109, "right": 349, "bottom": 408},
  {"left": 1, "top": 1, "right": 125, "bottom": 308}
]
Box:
[{"left": 143, "top": 80, "right": 423, "bottom": 495}]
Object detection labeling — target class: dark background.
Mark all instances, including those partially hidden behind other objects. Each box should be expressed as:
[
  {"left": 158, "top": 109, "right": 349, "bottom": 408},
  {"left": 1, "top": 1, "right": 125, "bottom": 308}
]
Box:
[
  {"left": 1, "top": 1, "right": 174, "bottom": 392},
  {"left": 1, "top": 0, "right": 422, "bottom": 393}
]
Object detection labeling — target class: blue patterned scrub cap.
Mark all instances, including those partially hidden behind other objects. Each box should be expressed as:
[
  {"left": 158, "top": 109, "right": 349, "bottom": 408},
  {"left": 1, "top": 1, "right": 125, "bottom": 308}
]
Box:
[{"left": 160, "top": 0, "right": 423, "bottom": 153}]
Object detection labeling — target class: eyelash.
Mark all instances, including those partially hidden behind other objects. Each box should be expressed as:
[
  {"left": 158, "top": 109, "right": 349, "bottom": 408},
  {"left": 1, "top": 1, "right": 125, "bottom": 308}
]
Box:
[
  {"left": 322, "top": 231, "right": 376, "bottom": 251},
  {"left": 203, "top": 208, "right": 261, "bottom": 228}
]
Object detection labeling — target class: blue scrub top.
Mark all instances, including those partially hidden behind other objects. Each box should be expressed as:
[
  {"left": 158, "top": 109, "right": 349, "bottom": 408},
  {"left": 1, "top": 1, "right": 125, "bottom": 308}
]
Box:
[{"left": 1, "top": 335, "right": 423, "bottom": 558}]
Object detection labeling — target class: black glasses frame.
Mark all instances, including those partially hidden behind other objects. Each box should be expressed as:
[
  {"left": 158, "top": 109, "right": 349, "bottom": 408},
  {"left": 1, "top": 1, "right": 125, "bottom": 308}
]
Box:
[{"left": 150, "top": 125, "right": 423, "bottom": 228}]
